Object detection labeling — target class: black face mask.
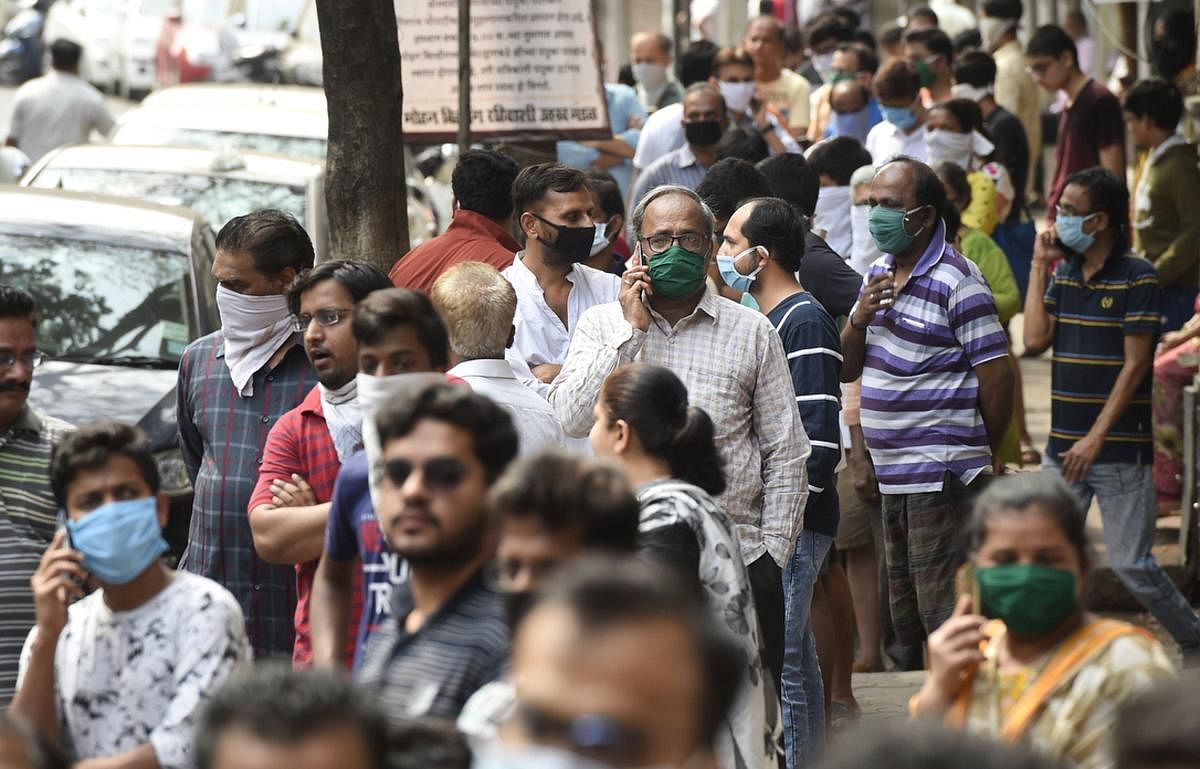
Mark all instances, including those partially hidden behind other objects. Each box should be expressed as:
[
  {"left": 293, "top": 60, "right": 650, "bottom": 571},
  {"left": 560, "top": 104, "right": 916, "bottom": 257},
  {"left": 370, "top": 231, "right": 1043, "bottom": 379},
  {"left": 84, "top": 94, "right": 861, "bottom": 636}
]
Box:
[
  {"left": 531, "top": 212, "right": 595, "bottom": 265},
  {"left": 502, "top": 590, "right": 535, "bottom": 633},
  {"left": 684, "top": 119, "right": 724, "bottom": 147}
]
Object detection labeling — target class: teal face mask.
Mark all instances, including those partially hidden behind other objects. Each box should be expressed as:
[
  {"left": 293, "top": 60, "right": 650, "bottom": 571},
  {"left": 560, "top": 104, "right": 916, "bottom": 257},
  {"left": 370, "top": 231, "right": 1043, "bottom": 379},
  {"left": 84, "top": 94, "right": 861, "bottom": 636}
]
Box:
[{"left": 867, "top": 204, "right": 929, "bottom": 254}]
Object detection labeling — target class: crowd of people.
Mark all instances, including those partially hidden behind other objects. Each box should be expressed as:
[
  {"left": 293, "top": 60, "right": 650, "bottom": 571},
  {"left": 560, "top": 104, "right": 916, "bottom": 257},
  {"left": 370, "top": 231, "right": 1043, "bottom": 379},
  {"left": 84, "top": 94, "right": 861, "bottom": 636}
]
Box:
[{"left": 2, "top": 2, "right": 1200, "bottom": 769}]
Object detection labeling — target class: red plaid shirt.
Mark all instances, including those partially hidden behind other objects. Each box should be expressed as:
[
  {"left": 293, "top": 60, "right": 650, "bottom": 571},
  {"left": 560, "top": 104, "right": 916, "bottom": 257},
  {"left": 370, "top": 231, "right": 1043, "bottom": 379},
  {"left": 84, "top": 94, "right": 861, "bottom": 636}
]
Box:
[{"left": 249, "top": 386, "right": 362, "bottom": 668}]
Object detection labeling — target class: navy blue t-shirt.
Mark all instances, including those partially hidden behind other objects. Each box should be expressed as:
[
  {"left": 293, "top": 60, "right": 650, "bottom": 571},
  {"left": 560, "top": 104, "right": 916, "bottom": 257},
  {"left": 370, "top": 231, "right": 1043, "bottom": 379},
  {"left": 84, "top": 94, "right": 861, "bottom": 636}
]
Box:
[{"left": 766, "top": 291, "right": 842, "bottom": 537}]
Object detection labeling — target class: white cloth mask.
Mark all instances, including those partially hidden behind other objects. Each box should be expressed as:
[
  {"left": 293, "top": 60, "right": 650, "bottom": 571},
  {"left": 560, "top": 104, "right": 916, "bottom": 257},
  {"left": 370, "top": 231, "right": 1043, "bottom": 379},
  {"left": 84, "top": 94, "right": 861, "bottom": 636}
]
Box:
[
  {"left": 926, "top": 128, "right": 976, "bottom": 169},
  {"left": 215, "top": 284, "right": 295, "bottom": 398},
  {"left": 319, "top": 378, "right": 361, "bottom": 462},
  {"left": 357, "top": 371, "right": 447, "bottom": 509},
  {"left": 632, "top": 62, "right": 668, "bottom": 91},
  {"left": 850, "top": 203, "right": 882, "bottom": 275},
  {"left": 813, "top": 186, "right": 854, "bottom": 258},
  {"left": 718, "top": 80, "right": 757, "bottom": 113},
  {"left": 951, "top": 83, "right": 992, "bottom": 102}
]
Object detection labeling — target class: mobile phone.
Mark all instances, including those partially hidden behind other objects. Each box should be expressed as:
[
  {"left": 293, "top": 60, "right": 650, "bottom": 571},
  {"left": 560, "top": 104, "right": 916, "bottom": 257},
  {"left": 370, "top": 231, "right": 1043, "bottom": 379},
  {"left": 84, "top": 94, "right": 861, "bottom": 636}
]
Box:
[{"left": 955, "top": 562, "right": 982, "bottom": 615}]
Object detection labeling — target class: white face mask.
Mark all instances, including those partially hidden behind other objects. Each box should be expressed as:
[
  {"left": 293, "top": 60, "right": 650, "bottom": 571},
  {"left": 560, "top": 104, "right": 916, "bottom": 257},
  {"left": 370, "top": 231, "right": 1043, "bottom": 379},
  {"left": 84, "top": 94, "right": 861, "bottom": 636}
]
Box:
[
  {"left": 215, "top": 284, "right": 294, "bottom": 397},
  {"left": 632, "top": 62, "right": 668, "bottom": 91},
  {"left": 358, "top": 371, "right": 447, "bottom": 509},
  {"left": 850, "top": 203, "right": 882, "bottom": 275},
  {"left": 718, "top": 80, "right": 756, "bottom": 113},
  {"left": 589, "top": 219, "right": 613, "bottom": 257},
  {"left": 980, "top": 17, "right": 1014, "bottom": 51},
  {"left": 951, "top": 83, "right": 992, "bottom": 102},
  {"left": 926, "top": 128, "right": 976, "bottom": 169},
  {"left": 811, "top": 51, "right": 835, "bottom": 80},
  {"left": 813, "top": 186, "right": 854, "bottom": 257}
]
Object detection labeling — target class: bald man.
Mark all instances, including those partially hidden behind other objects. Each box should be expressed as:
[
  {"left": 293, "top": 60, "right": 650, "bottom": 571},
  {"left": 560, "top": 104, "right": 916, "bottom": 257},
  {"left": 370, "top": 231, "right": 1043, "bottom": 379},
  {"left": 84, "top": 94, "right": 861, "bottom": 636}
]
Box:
[{"left": 631, "top": 32, "right": 683, "bottom": 113}]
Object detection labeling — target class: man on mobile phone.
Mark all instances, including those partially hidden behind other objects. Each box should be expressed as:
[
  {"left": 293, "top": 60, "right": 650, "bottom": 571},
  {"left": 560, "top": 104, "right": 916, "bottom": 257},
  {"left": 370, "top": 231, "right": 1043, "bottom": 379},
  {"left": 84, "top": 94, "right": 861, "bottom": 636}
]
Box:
[
  {"left": 13, "top": 422, "right": 250, "bottom": 769},
  {"left": 0, "top": 285, "right": 72, "bottom": 704}
]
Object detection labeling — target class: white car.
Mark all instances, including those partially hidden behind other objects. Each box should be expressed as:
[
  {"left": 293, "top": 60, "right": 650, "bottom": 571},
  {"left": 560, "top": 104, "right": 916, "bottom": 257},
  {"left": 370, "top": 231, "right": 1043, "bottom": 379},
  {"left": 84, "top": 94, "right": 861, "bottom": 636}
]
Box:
[
  {"left": 42, "top": 0, "right": 123, "bottom": 91},
  {"left": 42, "top": 0, "right": 177, "bottom": 97},
  {"left": 22, "top": 143, "right": 330, "bottom": 258}
]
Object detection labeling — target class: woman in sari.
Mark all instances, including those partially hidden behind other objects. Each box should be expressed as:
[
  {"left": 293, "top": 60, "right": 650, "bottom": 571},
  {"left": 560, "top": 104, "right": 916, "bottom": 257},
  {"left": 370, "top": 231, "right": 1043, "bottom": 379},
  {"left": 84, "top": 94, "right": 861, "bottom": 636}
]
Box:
[{"left": 911, "top": 472, "right": 1175, "bottom": 769}]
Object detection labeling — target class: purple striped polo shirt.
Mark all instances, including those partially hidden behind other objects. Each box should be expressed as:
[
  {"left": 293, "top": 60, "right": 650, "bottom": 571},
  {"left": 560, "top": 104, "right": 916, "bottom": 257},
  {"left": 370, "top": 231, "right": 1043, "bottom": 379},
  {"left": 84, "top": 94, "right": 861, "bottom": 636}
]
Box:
[{"left": 857, "top": 222, "right": 1008, "bottom": 494}]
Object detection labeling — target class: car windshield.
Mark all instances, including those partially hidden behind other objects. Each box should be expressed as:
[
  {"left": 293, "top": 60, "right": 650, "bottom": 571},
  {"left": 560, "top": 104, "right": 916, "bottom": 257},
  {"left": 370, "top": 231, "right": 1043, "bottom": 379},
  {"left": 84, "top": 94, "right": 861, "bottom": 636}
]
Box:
[
  {"left": 29, "top": 167, "right": 308, "bottom": 228},
  {"left": 0, "top": 235, "right": 196, "bottom": 365},
  {"left": 113, "top": 124, "right": 326, "bottom": 160}
]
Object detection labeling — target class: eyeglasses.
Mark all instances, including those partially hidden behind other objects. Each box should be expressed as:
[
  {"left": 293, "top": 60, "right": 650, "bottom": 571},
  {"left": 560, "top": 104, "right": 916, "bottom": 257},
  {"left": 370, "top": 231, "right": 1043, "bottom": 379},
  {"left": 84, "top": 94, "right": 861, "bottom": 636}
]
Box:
[
  {"left": 382, "top": 457, "right": 469, "bottom": 493},
  {"left": 1025, "top": 60, "right": 1055, "bottom": 76},
  {"left": 641, "top": 231, "right": 711, "bottom": 255},
  {"left": 292, "top": 307, "right": 353, "bottom": 332},
  {"left": 1054, "top": 206, "right": 1096, "bottom": 219},
  {"left": 0, "top": 351, "right": 45, "bottom": 370}
]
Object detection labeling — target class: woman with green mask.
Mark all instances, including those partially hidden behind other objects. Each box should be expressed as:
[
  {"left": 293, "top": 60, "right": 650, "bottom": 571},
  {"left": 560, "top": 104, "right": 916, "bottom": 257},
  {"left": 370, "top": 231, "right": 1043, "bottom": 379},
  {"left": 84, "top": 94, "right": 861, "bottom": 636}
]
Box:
[{"left": 911, "top": 472, "right": 1175, "bottom": 769}]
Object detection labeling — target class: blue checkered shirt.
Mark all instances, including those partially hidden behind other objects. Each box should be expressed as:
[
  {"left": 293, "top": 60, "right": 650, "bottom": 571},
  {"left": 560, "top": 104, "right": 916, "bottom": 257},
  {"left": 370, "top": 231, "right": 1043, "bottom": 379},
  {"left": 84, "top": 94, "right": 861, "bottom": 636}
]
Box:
[{"left": 176, "top": 331, "right": 316, "bottom": 658}]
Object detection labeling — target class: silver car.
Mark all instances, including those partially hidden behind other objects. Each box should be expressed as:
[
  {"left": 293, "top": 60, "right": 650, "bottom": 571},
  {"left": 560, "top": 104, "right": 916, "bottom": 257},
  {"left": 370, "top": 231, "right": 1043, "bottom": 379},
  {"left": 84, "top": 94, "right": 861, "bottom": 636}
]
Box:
[
  {"left": 23, "top": 143, "right": 331, "bottom": 259},
  {"left": 0, "top": 187, "right": 219, "bottom": 558},
  {"left": 112, "top": 85, "right": 439, "bottom": 244}
]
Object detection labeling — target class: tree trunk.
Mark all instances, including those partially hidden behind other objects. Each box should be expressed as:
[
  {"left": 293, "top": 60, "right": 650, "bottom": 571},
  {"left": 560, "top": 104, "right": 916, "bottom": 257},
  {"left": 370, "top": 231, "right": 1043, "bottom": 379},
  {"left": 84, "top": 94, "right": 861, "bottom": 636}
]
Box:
[{"left": 316, "top": 0, "right": 409, "bottom": 270}]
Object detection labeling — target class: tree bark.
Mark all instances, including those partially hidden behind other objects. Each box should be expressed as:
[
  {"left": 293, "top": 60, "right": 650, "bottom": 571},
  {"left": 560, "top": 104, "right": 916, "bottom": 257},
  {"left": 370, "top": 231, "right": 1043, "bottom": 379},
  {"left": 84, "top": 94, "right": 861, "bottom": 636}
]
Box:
[{"left": 316, "top": 0, "right": 409, "bottom": 270}]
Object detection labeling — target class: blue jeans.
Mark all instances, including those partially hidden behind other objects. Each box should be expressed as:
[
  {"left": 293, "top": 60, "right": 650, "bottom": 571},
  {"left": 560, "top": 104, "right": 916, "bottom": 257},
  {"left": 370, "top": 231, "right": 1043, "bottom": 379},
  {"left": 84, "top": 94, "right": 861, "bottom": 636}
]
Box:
[
  {"left": 1044, "top": 458, "right": 1200, "bottom": 650},
  {"left": 782, "top": 530, "right": 833, "bottom": 769}
]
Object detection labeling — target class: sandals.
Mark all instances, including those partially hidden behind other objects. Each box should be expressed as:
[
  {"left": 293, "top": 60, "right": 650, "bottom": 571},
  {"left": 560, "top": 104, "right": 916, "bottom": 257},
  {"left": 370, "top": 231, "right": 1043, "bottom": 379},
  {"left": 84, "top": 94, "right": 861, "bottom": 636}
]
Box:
[
  {"left": 1020, "top": 443, "right": 1042, "bottom": 467},
  {"left": 829, "top": 700, "right": 862, "bottom": 734}
]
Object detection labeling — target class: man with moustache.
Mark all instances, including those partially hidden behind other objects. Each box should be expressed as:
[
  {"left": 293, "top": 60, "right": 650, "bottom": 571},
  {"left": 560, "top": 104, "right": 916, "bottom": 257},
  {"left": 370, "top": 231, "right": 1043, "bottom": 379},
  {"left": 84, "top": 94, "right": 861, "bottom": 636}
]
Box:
[
  {"left": 0, "top": 285, "right": 72, "bottom": 703},
  {"left": 354, "top": 383, "right": 518, "bottom": 721}
]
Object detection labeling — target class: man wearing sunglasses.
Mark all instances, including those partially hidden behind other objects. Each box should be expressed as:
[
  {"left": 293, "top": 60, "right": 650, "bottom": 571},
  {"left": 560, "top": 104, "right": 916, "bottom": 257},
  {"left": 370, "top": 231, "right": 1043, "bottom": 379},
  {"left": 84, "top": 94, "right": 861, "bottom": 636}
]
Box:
[
  {"left": 355, "top": 383, "right": 517, "bottom": 721},
  {"left": 247, "top": 261, "right": 391, "bottom": 670},
  {"left": 310, "top": 289, "right": 454, "bottom": 672},
  {"left": 487, "top": 557, "right": 739, "bottom": 769},
  {"left": 0, "top": 284, "right": 72, "bottom": 703}
]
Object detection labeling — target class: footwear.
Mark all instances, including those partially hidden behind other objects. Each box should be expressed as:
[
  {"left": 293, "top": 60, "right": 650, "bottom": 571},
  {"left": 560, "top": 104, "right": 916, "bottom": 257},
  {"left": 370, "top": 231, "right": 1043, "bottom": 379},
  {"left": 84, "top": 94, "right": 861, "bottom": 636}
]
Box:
[{"left": 1020, "top": 443, "right": 1042, "bottom": 467}]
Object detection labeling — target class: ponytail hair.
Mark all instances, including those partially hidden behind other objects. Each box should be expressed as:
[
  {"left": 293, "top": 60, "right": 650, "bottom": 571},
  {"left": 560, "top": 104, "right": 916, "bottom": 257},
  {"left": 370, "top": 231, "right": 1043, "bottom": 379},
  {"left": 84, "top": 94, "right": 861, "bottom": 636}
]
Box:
[{"left": 600, "top": 364, "right": 727, "bottom": 496}]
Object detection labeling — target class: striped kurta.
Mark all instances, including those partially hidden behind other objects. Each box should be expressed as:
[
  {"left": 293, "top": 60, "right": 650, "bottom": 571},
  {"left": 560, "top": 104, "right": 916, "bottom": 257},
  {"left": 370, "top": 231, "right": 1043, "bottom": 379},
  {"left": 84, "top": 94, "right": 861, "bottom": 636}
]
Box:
[
  {"left": 858, "top": 224, "right": 1009, "bottom": 495},
  {"left": 0, "top": 405, "right": 72, "bottom": 703}
]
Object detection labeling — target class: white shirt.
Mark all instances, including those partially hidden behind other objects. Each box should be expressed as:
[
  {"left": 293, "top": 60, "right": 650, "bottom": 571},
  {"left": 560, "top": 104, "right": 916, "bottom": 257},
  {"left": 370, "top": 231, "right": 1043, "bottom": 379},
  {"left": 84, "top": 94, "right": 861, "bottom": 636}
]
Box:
[
  {"left": 19, "top": 572, "right": 250, "bottom": 769},
  {"left": 865, "top": 120, "right": 929, "bottom": 167},
  {"left": 446, "top": 358, "right": 566, "bottom": 455},
  {"left": 502, "top": 253, "right": 621, "bottom": 398},
  {"left": 8, "top": 71, "right": 115, "bottom": 163},
  {"left": 632, "top": 102, "right": 800, "bottom": 171}
]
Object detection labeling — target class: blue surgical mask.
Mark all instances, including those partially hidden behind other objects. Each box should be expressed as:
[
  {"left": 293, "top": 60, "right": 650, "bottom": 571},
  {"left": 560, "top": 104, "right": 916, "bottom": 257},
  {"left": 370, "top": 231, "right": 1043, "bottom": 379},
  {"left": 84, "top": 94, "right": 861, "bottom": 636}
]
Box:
[
  {"left": 831, "top": 106, "right": 872, "bottom": 142},
  {"left": 717, "top": 246, "right": 765, "bottom": 292},
  {"left": 881, "top": 104, "right": 917, "bottom": 130},
  {"left": 1056, "top": 212, "right": 1099, "bottom": 254},
  {"left": 65, "top": 497, "right": 167, "bottom": 585}
]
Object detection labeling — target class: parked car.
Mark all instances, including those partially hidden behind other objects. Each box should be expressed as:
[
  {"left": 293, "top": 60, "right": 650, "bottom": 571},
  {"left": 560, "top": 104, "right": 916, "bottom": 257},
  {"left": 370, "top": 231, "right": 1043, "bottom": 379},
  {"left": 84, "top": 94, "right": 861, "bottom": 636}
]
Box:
[
  {"left": 23, "top": 143, "right": 329, "bottom": 257},
  {"left": 112, "top": 88, "right": 440, "bottom": 243},
  {"left": 0, "top": 0, "right": 42, "bottom": 85},
  {"left": 0, "top": 187, "right": 219, "bottom": 559},
  {"left": 277, "top": 0, "right": 319, "bottom": 86},
  {"left": 156, "top": 0, "right": 304, "bottom": 86},
  {"left": 43, "top": 0, "right": 124, "bottom": 90}
]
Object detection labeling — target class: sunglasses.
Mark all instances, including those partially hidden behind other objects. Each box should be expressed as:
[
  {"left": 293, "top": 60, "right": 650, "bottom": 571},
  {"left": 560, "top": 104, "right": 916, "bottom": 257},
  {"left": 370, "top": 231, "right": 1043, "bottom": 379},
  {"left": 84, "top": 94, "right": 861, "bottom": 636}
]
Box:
[{"left": 382, "top": 457, "right": 469, "bottom": 493}]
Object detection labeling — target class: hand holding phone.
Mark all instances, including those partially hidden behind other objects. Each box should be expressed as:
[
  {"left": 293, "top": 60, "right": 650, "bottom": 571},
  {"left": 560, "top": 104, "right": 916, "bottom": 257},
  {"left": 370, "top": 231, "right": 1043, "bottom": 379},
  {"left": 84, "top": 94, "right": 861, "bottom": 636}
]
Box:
[
  {"left": 620, "top": 247, "right": 653, "bottom": 332},
  {"left": 31, "top": 529, "right": 86, "bottom": 639}
]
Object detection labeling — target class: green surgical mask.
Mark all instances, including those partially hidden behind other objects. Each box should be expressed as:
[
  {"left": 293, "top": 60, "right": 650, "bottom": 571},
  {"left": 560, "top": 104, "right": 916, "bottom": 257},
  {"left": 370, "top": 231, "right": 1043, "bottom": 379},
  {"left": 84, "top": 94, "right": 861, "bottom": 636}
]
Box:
[
  {"left": 977, "top": 563, "right": 1080, "bottom": 635},
  {"left": 648, "top": 244, "right": 709, "bottom": 299},
  {"left": 867, "top": 205, "right": 928, "bottom": 254},
  {"left": 914, "top": 58, "right": 935, "bottom": 88}
]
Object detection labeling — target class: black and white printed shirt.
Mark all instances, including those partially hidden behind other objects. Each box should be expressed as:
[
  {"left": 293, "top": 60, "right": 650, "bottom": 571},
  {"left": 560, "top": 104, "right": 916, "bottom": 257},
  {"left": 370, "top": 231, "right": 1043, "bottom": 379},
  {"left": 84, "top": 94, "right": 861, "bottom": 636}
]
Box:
[{"left": 19, "top": 571, "right": 250, "bottom": 768}]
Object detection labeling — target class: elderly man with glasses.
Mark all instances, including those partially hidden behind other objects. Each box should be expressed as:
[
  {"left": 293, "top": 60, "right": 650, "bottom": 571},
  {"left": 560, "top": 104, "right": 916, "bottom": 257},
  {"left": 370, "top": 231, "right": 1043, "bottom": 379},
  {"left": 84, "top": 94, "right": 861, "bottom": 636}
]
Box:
[
  {"left": 549, "top": 184, "right": 811, "bottom": 695},
  {"left": 0, "top": 284, "right": 72, "bottom": 704}
]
